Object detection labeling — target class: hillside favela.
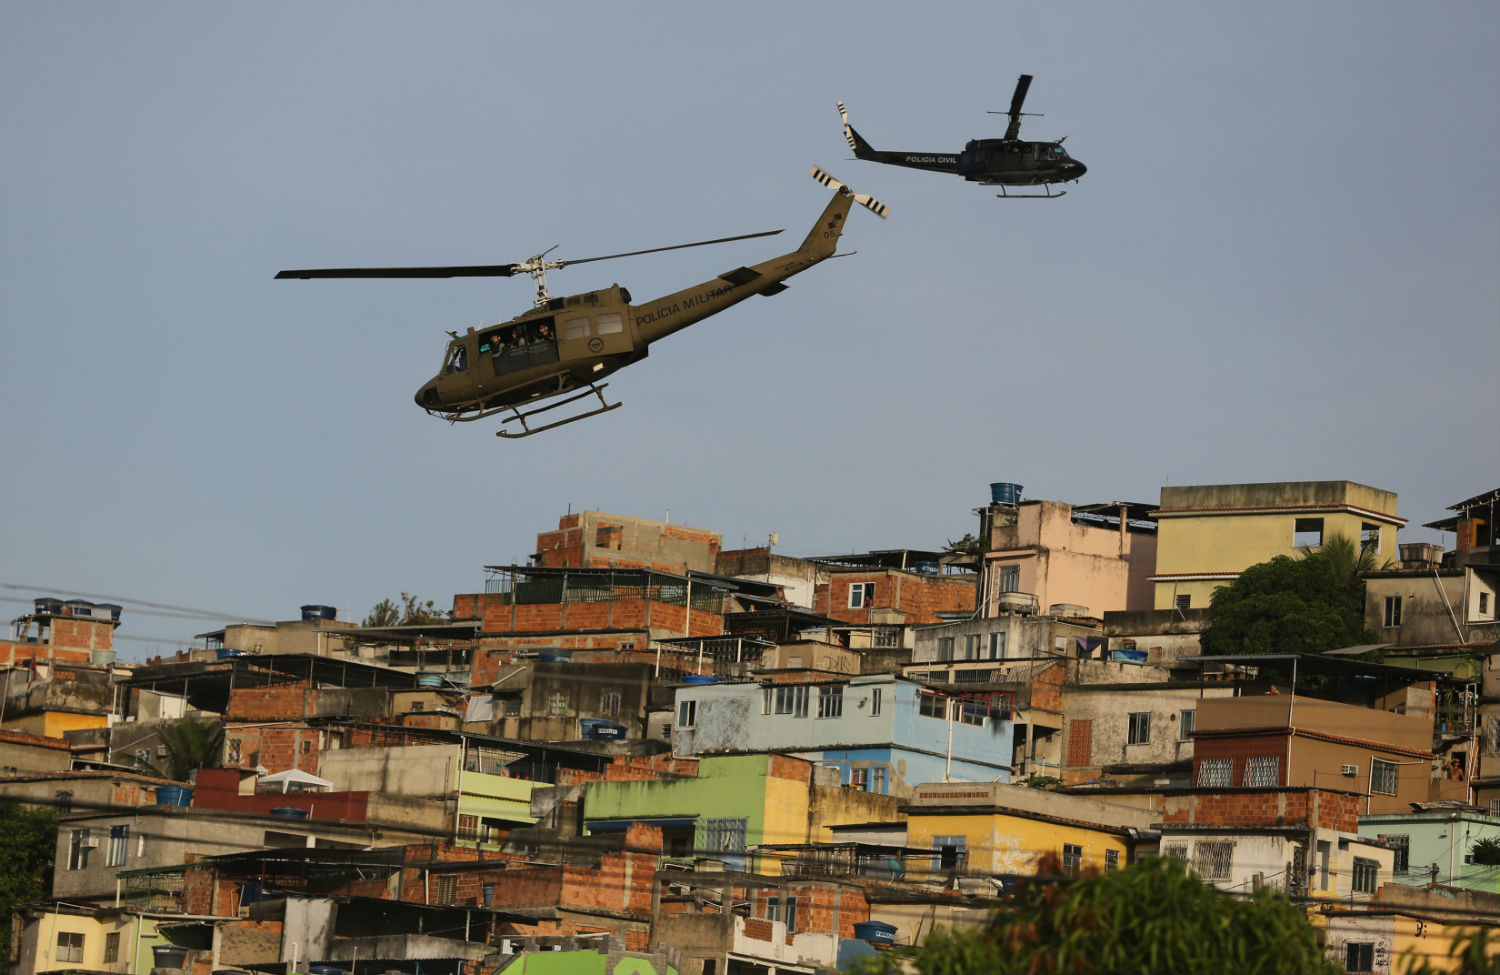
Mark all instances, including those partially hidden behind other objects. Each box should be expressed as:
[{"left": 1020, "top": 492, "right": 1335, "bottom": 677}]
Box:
[{"left": 4, "top": 480, "right": 1498, "bottom": 975}]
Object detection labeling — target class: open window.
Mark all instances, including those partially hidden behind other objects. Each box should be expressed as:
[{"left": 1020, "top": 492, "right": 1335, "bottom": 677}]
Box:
[{"left": 1293, "top": 517, "right": 1323, "bottom": 548}]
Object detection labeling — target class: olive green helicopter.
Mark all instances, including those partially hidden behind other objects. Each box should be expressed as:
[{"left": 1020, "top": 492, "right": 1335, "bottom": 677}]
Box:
[{"left": 276, "top": 168, "right": 887, "bottom": 438}]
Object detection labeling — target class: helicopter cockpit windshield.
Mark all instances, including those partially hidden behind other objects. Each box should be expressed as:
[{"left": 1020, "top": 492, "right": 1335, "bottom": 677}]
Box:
[
  {"left": 1041, "top": 144, "right": 1070, "bottom": 160},
  {"left": 445, "top": 345, "right": 468, "bottom": 374}
]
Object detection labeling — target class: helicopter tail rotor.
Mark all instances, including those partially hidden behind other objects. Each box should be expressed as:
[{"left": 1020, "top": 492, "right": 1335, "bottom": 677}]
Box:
[
  {"left": 837, "top": 101, "right": 859, "bottom": 152},
  {"left": 810, "top": 166, "right": 890, "bottom": 219}
]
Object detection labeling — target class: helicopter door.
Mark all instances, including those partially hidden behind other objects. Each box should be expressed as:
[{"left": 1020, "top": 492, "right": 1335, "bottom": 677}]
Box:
[{"left": 484, "top": 318, "right": 559, "bottom": 377}]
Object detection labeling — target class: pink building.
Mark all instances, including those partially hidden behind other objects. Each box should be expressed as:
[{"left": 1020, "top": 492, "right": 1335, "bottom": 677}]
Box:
[{"left": 981, "top": 500, "right": 1157, "bottom": 619}]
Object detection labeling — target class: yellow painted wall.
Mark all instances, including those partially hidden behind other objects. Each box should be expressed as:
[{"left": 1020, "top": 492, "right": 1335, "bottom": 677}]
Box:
[
  {"left": 1152, "top": 481, "right": 1402, "bottom": 609},
  {"left": 907, "top": 810, "right": 1129, "bottom": 877},
  {"left": 762, "top": 774, "right": 813, "bottom": 847},
  {"left": 4, "top": 710, "right": 108, "bottom": 737}
]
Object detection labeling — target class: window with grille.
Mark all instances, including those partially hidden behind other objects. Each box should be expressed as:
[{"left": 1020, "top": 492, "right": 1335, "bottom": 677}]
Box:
[
  {"left": 599, "top": 691, "right": 621, "bottom": 717},
  {"left": 1062, "top": 843, "right": 1083, "bottom": 873},
  {"left": 549, "top": 693, "right": 568, "bottom": 716},
  {"left": 1162, "top": 844, "right": 1187, "bottom": 861},
  {"left": 56, "top": 932, "right": 84, "bottom": 964},
  {"left": 457, "top": 814, "right": 480, "bottom": 840},
  {"left": 1243, "top": 756, "right": 1280, "bottom": 787},
  {"left": 436, "top": 875, "right": 456, "bottom": 905},
  {"left": 1194, "top": 841, "right": 1233, "bottom": 880},
  {"left": 874, "top": 628, "right": 900, "bottom": 648},
  {"left": 703, "top": 817, "right": 747, "bottom": 859},
  {"left": 1371, "top": 759, "right": 1399, "bottom": 795},
  {"left": 1127, "top": 712, "right": 1150, "bottom": 745},
  {"left": 1197, "top": 758, "right": 1232, "bottom": 788},
  {"left": 1352, "top": 857, "right": 1379, "bottom": 894},
  {"left": 1388, "top": 834, "right": 1410, "bottom": 873}
]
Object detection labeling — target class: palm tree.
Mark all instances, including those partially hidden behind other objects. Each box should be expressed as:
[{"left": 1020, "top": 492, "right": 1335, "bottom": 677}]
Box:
[
  {"left": 133, "top": 714, "right": 225, "bottom": 782},
  {"left": 1301, "top": 531, "right": 1392, "bottom": 578}
]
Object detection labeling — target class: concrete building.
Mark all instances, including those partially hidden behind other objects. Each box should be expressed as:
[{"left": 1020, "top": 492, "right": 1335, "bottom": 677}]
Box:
[
  {"left": 581, "top": 753, "right": 900, "bottom": 873},
  {"left": 532, "top": 509, "right": 722, "bottom": 573},
  {"left": 1149, "top": 480, "right": 1406, "bottom": 611},
  {"left": 3, "top": 596, "right": 120, "bottom": 668},
  {"left": 671, "top": 675, "right": 1013, "bottom": 796},
  {"left": 717, "top": 546, "right": 827, "bottom": 611},
  {"left": 978, "top": 497, "right": 1158, "bottom": 620},
  {"left": 1359, "top": 806, "right": 1500, "bottom": 890},
  {"left": 901, "top": 781, "right": 1159, "bottom": 882}
]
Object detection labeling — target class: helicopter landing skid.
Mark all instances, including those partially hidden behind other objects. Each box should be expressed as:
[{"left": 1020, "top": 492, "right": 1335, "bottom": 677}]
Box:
[
  {"left": 496, "top": 383, "right": 621, "bottom": 439},
  {"left": 996, "top": 185, "right": 1067, "bottom": 199}
]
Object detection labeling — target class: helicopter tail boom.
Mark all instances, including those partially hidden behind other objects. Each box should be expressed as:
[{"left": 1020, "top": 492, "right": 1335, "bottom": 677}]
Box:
[{"left": 837, "top": 101, "right": 961, "bottom": 174}]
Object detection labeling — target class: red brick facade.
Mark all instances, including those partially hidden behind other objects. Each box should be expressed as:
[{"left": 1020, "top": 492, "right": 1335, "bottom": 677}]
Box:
[
  {"left": 813, "top": 571, "right": 976, "bottom": 625},
  {"left": 1158, "top": 788, "right": 1362, "bottom": 832}
]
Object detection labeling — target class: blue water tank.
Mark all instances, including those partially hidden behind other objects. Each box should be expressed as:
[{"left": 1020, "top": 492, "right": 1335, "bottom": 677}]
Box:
[
  {"left": 854, "top": 921, "right": 897, "bottom": 944},
  {"left": 155, "top": 786, "right": 193, "bottom": 807},
  {"left": 217, "top": 648, "right": 247, "bottom": 660},
  {"left": 416, "top": 671, "right": 444, "bottom": 687},
  {"left": 990, "top": 482, "right": 1023, "bottom": 505},
  {"left": 914, "top": 560, "right": 940, "bottom": 575},
  {"left": 682, "top": 674, "right": 717, "bottom": 685},
  {"left": 270, "top": 806, "right": 309, "bottom": 820}
]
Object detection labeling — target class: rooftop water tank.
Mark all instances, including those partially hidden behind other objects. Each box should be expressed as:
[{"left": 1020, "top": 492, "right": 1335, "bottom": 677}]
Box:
[
  {"left": 300, "top": 604, "right": 337, "bottom": 621},
  {"left": 537, "top": 649, "right": 573, "bottom": 663},
  {"left": 990, "top": 482, "right": 1023, "bottom": 505},
  {"left": 33, "top": 597, "right": 63, "bottom": 616}
]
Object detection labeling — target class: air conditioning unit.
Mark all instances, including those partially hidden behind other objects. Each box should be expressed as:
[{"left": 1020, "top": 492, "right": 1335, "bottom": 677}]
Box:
[
  {"left": 238, "top": 907, "right": 251, "bottom": 918},
  {"left": 81, "top": 837, "right": 99, "bottom": 848},
  {"left": 1341, "top": 764, "right": 1359, "bottom": 776}
]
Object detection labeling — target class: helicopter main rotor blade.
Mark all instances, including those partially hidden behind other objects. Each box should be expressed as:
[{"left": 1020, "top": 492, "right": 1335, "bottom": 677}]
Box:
[
  {"left": 1004, "top": 73, "right": 1033, "bottom": 140},
  {"left": 557, "top": 229, "right": 783, "bottom": 269},
  {"left": 275, "top": 264, "right": 522, "bottom": 280}
]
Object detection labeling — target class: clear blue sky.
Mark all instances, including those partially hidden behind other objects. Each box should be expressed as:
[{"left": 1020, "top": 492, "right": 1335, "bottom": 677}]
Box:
[{"left": 3, "top": 2, "right": 1496, "bottom": 658}]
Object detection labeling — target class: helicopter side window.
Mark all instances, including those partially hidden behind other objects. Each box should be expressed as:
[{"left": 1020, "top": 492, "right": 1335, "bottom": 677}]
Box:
[
  {"left": 595, "top": 313, "right": 623, "bottom": 335},
  {"left": 445, "top": 345, "right": 468, "bottom": 374},
  {"left": 562, "top": 317, "right": 590, "bottom": 341}
]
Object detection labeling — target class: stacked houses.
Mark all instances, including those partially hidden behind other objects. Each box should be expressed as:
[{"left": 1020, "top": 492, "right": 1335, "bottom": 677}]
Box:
[{"left": 2, "top": 482, "right": 1497, "bottom": 974}]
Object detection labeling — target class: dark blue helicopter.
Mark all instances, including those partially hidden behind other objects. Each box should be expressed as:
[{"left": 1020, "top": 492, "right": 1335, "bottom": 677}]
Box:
[{"left": 839, "top": 75, "right": 1086, "bottom": 199}]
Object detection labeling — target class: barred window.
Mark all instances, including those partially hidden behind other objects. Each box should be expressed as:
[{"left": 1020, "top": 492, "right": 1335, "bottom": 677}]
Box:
[
  {"left": 1162, "top": 843, "right": 1187, "bottom": 861},
  {"left": 599, "top": 691, "right": 621, "bottom": 717},
  {"left": 1371, "top": 758, "right": 1399, "bottom": 795},
  {"left": 1243, "top": 755, "right": 1280, "bottom": 787},
  {"left": 1388, "top": 834, "right": 1410, "bottom": 873},
  {"left": 1194, "top": 841, "right": 1233, "bottom": 881},
  {"left": 1197, "top": 758, "right": 1232, "bottom": 788},
  {"left": 436, "top": 875, "right": 456, "bottom": 905}
]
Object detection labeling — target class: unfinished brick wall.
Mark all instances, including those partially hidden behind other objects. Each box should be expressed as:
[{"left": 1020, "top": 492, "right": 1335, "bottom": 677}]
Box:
[
  {"left": 1159, "top": 788, "right": 1360, "bottom": 832},
  {"left": 225, "top": 723, "right": 321, "bottom": 774},
  {"left": 814, "top": 572, "right": 976, "bottom": 625},
  {"left": 228, "top": 682, "right": 315, "bottom": 721}
]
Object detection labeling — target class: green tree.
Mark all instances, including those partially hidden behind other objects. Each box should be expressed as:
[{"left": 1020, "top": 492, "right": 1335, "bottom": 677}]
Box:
[
  {"left": 363, "top": 597, "right": 400, "bottom": 627},
  {"left": 133, "top": 714, "right": 225, "bottom": 782},
  {"left": 1470, "top": 837, "right": 1500, "bottom": 866},
  {"left": 859, "top": 856, "right": 1342, "bottom": 974},
  {"left": 1199, "top": 550, "right": 1376, "bottom": 657},
  {"left": 0, "top": 801, "right": 58, "bottom": 969},
  {"left": 364, "top": 593, "right": 447, "bottom": 627}
]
